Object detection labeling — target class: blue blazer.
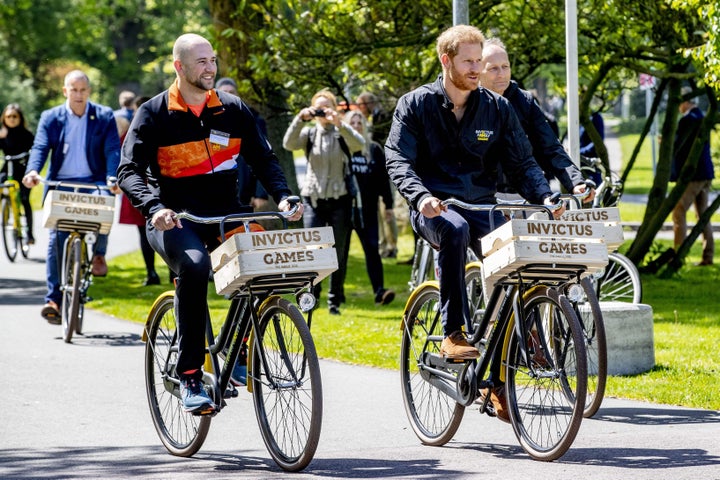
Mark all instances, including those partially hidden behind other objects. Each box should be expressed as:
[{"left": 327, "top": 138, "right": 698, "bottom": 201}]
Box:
[{"left": 27, "top": 101, "right": 121, "bottom": 183}]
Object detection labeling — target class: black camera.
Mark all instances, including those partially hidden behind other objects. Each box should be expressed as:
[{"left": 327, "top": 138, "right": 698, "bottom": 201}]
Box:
[{"left": 312, "top": 109, "right": 325, "bottom": 117}]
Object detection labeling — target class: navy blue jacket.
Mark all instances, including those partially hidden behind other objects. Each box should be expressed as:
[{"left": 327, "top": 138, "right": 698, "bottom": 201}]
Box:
[
  {"left": 27, "top": 101, "right": 120, "bottom": 183},
  {"left": 385, "top": 75, "right": 552, "bottom": 209},
  {"left": 671, "top": 106, "right": 714, "bottom": 182},
  {"left": 501, "top": 81, "right": 583, "bottom": 193}
]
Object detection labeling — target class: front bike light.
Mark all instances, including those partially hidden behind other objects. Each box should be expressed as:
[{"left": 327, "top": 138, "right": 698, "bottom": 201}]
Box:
[
  {"left": 566, "top": 283, "right": 585, "bottom": 303},
  {"left": 85, "top": 232, "right": 97, "bottom": 246},
  {"left": 296, "top": 291, "right": 316, "bottom": 313}
]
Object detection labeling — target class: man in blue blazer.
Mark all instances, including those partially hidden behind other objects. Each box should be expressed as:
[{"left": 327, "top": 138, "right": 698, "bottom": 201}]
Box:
[{"left": 23, "top": 70, "right": 121, "bottom": 323}]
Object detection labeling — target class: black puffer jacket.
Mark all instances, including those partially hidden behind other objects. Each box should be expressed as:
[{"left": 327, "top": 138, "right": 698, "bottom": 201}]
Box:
[
  {"left": 385, "top": 75, "right": 552, "bottom": 210},
  {"left": 500, "top": 81, "right": 583, "bottom": 193}
]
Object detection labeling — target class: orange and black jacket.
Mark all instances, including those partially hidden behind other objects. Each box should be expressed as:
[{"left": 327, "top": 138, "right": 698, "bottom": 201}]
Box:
[{"left": 117, "top": 81, "right": 291, "bottom": 219}]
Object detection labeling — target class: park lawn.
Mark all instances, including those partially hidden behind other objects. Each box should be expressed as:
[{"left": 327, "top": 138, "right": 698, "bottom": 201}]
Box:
[{"left": 90, "top": 229, "right": 720, "bottom": 411}]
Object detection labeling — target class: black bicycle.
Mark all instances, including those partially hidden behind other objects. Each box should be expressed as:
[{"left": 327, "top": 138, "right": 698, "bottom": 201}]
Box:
[
  {"left": 144, "top": 198, "right": 328, "bottom": 472},
  {"left": 400, "top": 199, "right": 590, "bottom": 461}
]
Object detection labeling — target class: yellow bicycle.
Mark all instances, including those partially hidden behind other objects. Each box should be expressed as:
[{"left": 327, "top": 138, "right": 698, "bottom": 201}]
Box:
[{"left": 0, "top": 152, "right": 31, "bottom": 261}]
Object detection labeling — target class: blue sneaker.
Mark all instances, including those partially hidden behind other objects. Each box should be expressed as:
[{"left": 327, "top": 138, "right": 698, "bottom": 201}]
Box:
[
  {"left": 230, "top": 363, "right": 247, "bottom": 386},
  {"left": 180, "top": 372, "right": 215, "bottom": 414}
]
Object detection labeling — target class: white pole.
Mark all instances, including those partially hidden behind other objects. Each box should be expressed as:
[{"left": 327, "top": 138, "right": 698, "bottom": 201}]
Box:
[
  {"left": 565, "top": 0, "right": 580, "bottom": 166},
  {"left": 453, "top": 0, "right": 469, "bottom": 25}
]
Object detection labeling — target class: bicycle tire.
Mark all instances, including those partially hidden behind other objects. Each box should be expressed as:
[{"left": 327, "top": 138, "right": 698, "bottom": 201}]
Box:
[
  {"left": 1, "top": 196, "right": 18, "bottom": 262},
  {"left": 18, "top": 199, "right": 29, "bottom": 259},
  {"left": 251, "top": 296, "right": 322, "bottom": 472},
  {"left": 61, "top": 236, "right": 82, "bottom": 343},
  {"left": 144, "top": 292, "right": 211, "bottom": 457},
  {"left": 400, "top": 283, "right": 464, "bottom": 446},
  {"left": 595, "top": 252, "right": 642, "bottom": 303},
  {"left": 505, "top": 286, "right": 587, "bottom": 461},
  {"left": 74, "top": 240, "right": 88, "bottom": 336},
  {"left": 572, "top": 278, "right": 607, "bottom": 418}
]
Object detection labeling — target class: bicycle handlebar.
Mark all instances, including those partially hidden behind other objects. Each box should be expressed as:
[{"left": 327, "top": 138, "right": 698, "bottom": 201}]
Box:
[
  {"left": 3, "top": 152, "right": 29, "bottom": 162},
  {"left": 442, "top": 193, "right": 563, "bottom": 230},
  {"left": 38, "top": 176, "right": 118, "bottom": 192},
  {"left": 174, "top": 195, "right": 302, "bottom": 240}
]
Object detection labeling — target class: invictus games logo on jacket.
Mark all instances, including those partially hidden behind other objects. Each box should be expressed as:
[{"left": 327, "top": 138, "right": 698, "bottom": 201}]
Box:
[{"left": 476, "top": 130, "right": 493, "bottom": 141}]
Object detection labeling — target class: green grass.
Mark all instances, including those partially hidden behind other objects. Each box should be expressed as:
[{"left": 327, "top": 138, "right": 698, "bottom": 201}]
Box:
[{"left": 91, "top": 228, "right": 720, "bottom": 411}]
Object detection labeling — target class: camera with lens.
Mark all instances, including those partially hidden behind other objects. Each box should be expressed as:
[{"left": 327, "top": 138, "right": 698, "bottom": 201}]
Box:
[{"left": 312, "top": 109, "right": 325, "bottom": 117}]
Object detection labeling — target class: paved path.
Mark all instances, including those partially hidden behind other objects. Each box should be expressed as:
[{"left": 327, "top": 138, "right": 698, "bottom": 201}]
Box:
[{"left": 1, "top": 205, "right": 719, "bottom": 479}]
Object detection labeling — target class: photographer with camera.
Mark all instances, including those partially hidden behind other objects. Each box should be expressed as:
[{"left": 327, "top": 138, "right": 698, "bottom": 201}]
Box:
[{"left": 283, "top": 89, "right": 365, "bottom": 315}]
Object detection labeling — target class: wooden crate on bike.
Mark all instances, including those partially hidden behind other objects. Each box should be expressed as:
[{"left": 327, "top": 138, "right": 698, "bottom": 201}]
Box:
[
  {"left": 210, "top": 227, "right": 338, "bottom": 296},
  {"left": 559, "top": 207, "right": 624, "bottom": 250},
  {"left": 481, "top": 216, "right": 624, "bottom": 255},
  {"left": 480, "top": 218, "right": 610, "bottom": 286},
  {"left": 42, "top": 189, "right": 115, "bottom": 234}
]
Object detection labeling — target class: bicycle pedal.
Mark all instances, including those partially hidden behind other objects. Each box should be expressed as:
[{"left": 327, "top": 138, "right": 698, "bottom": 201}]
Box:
[
  {"left": 224, "top": 384, "right": 239, "bottom": 398},
  {"left": 191, "top": 404, "right": 217, "bottom": 416}
]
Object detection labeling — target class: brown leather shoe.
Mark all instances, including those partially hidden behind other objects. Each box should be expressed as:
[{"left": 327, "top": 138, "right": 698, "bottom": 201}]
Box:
[
  {"left": 481, "top": 386, "right": 510, "bottom": 423},
  {"left": 440, "top": 331, "right": 480, "bottom": 359},
  {"left": 91, "top": 255, "right": 108, "bottom": 277},
  {"left": 41, "top": 301, "right": 61, "bottom": 325}
]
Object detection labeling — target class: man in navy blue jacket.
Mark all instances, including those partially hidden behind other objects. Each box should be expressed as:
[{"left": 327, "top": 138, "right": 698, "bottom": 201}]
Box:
[
  {"left": 671, "top": 87, "right": 715, "bottom": 266},
  {"left": 23, "top": 70, "right": 121, "bottom": 323}
]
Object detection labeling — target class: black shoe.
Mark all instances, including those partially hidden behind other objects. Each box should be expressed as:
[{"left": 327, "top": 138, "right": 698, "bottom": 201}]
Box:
[
  {"left": 329, "top": 304, "right": 341, "bottom": 315},
  {"left": 375, "top": 288, "right": 396, "bottom": 305},
  {"left": 143, "top": 272, "right": 161, "bottom": 286}
]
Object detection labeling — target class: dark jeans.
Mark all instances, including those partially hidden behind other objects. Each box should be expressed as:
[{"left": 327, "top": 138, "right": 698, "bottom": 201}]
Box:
[
  {"left": 303, "top": 195, "right": 352, "bottom": 307},
  {"left": 346, "top": 197, "right": 384, "bottom": 294},
  {"left": 146, "top": 220, "right": 219, "bottom": 374},
  {"left": 410, "top": 206, "right": 505, "bottom": 336}
]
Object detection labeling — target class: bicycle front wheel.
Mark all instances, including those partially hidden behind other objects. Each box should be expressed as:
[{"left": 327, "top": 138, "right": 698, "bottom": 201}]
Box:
[
  {"left": 251, "top": 296, "right": 322, "bottom": 472},
  {"left": 1, "top": 196, "right": 18, "bottom": 262},
  {"left": 595, "top": 252, "right": 642, "bottom": 303},
  {"left": 144, "top": 292, "right": 211, "bottom": 457},
  {"left": 505, "top": 286, "right": 587, "bottom": 461},
  {"left": 61, "top": 236, "right": 82, "bottom": 343},
  {"left": 400, "top": 283, "right": 464, "bottom": 446}
]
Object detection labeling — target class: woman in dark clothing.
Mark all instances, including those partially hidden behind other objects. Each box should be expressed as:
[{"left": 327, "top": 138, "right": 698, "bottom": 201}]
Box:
[
  {"left": 0, "top": 104, "right": 35, "bottom": 243},
  {"left": 344, "top": 110, "right": 395, "bottom": 306}
]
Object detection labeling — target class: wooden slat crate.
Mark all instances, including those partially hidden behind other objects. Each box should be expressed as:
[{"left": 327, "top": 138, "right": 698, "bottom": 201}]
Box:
[
  {"left": 42, "top": 190, "right": 115, "bottom": 234},
  {"left": 481, "top": 237, "right": 609, "bottom": 286},
  {"left": 210, "top": 227, "right": 338, "bottom": 296},
  {"left": 481, "top": 218, "right": 624, "bottom": 255}
]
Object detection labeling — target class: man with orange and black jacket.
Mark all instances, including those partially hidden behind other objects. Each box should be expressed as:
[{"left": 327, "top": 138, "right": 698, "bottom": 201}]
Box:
[{"left": 117, "top": 33, "right": 302, "bottom": 415}]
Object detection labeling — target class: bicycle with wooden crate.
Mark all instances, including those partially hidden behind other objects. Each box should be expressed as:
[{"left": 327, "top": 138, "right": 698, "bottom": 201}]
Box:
[
  {"left": 40, "top": 176, "right": 117, "bottom": 343},
  {"left": 400, "top": 197, "right": 618, "bottom": 461},
  {"left": 143, "top": 197, "right": 333, "bottom": 472}
]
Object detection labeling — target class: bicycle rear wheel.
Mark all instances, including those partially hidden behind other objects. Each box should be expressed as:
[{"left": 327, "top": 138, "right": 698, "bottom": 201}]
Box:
[
  {"left": 505, "top": 286, "right": 587, "bottom": 461},
  {"left": 595, "top": 252, "right": 642, "bottom": 303},
  {"left": 251, "top": 296, "right": 322, "bottom": 472},
  {"left": 61, "top": 236, "right": 82, "bottom": 343},
  {"left": 400, "top": 283, "right": 464, "bottom": 446},
  {"left": 144, "top": 292, "right": 211, "bottom": 456},
  {"left": 571, "top": 278, "right": 607, "bottom": 418},
  {"left": 1, "top": 196, "right": 18, "bottom": 262}
]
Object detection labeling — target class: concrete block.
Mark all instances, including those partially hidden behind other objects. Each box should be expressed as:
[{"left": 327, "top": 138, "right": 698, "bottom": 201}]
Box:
[{"left": 599, "top": 301, "right": 655, "bottom": 375}]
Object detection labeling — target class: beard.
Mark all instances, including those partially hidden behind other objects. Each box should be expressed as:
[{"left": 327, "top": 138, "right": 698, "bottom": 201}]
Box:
[
  {"left": 447, "top": 60, "right": 479, "bottom": 92},
  {"left": 185, "top": 70, "right": 215, "bottom": 92}
]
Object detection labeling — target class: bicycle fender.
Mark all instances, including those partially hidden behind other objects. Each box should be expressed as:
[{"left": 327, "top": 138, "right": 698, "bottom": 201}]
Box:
[
  {"left": 499, "top": 285, "right": 547, "bottom": 384},
  {"left": 141, "top": 290, "right": 175, "bottom": 342},
  {"left": 400, "top": 281, "right": 439, "bottom": 331},
  {"left": 246, "top": 294, "right": 283, "bottom": 394}
]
